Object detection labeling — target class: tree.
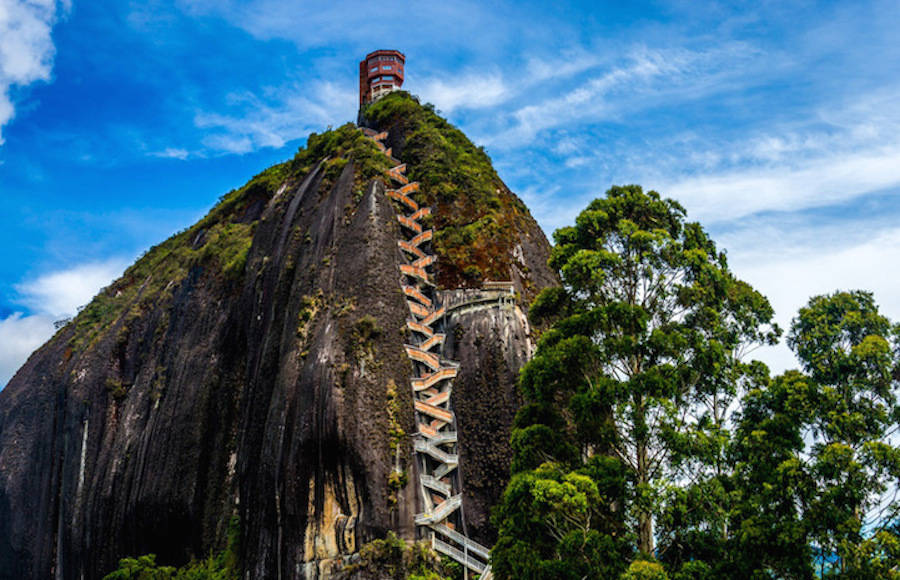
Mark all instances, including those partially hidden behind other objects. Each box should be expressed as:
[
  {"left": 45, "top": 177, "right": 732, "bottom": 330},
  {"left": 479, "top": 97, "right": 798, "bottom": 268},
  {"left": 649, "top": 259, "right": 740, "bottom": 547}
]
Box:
[
  {"left": 493, "top": 185, "right": 779, "bottom": 575},
  {"left": 491, "top": 461, "right": 628, "bottom": 579},
  {"left": 729, "top": 370, "right": 816, "bottom": 579},
  {"left": 786, "top": 290, "right": 900, "bottom": 577}
]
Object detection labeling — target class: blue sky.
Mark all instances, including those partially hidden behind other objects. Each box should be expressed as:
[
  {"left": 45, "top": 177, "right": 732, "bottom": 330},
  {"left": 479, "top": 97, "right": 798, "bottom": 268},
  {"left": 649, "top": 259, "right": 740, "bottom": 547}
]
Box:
[{"left": 2, "top": 0, "right": 900, "bottom": 386}]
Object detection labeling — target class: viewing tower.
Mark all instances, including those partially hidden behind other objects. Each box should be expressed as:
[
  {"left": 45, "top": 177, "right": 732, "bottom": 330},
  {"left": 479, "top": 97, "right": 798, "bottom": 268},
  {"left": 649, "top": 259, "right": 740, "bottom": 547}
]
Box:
[{"left": 359, "top": 49, "right": 405, "bottom": 106}]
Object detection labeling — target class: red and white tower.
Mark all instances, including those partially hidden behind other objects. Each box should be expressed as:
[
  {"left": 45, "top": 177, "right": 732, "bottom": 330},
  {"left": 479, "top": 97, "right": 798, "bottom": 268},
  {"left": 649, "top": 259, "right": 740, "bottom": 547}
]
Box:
[{"left": 359, "top": 49, "right": 405, "bottom": 106}]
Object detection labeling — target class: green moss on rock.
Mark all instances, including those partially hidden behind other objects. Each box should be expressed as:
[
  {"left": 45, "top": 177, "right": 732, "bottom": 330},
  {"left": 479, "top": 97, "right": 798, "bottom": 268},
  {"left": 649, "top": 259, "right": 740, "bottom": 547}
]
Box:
[{"left": 364, "top": 91, "right": 536, "bottom": 290}]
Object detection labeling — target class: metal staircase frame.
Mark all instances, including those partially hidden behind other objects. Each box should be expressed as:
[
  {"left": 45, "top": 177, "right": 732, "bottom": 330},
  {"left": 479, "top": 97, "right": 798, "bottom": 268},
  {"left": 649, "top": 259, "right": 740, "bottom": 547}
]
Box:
[{"left": 363, "top": 128, "right": 493, "bottom": 579}]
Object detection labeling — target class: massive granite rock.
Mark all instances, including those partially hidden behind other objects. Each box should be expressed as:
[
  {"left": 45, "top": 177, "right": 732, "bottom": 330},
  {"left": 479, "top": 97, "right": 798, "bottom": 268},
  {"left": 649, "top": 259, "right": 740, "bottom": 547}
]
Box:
[{"left": 0, "top": 98, "right": 556, "bottom": 579}]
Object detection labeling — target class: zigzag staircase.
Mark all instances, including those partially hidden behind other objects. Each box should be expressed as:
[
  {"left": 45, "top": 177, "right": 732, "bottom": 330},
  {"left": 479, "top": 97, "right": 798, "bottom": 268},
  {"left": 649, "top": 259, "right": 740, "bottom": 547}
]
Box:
[{"left": 363, "top": 128, "right": 493, "bottom": 579}]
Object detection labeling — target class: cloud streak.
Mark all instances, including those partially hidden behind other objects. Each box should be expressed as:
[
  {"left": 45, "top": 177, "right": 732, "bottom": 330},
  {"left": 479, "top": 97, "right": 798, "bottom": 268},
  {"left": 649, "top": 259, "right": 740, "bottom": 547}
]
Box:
[
  {"left": 0, "top": 312, "right": 55, "bottom": 387},
  {"left": 0, "top": 0, "right": 68, "bottom": 143},
  {"left": 417, "top": 72, "right": 509, "bottom": 113},
  {"left": 483, "top": 44, "right": 759, "bottom": 148},
  {"left": 195, "top": 81, "right": 356, "bottom": 154},
  {"left": 14, "top": 259, "right": 126, "bottom": 316},
  {"left": 663, "top": 143, "right": 900, "bottom": 224}
]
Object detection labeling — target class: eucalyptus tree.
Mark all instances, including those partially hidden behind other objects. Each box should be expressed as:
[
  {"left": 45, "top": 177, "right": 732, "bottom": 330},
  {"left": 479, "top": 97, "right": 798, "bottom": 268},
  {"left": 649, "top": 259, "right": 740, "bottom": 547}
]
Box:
[
  {"left": 496, "top": 185, "right": 779, "bottom": 567},
  {"left": 787, "top": 290, "right": 900, "bottom": 576}
]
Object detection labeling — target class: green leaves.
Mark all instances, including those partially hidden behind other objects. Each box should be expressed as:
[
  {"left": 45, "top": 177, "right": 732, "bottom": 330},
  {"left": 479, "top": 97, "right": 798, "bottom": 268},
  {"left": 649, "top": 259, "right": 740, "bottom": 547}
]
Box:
[
  {"left": 497, "top": 190, "right": 900, "bottom": 579},
  {"left": 495, "top": 185, "right": 780, "bottom": 577},
  {"left": 774, "top": 291, "right": 900, "bottom": 576},
  {"left": 492, "top": 462, "right": 630, "bottom": 580}
]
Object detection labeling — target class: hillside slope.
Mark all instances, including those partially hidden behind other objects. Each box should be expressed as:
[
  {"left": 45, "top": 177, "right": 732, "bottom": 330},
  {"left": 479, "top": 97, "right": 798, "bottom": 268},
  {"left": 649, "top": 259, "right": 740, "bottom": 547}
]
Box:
[{"left": 0, "top": 98, "right": 556, "bottom": 579}]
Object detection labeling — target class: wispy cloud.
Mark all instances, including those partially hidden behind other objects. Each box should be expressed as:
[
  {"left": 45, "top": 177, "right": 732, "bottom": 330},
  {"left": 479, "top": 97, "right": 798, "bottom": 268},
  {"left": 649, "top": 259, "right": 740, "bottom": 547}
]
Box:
[
  {"left": 177, "top": 0, "right": 511, "bottom": 55},
  {"left": 653, "top": 90, "right": 900, "bottom": 223},
  {"left": 0, "top": 0, "right": 69, "bottom": 143},
  {"left": 721, "top": 217, "right": 900, "bottom": 374},
  {"left": 0, "top": 312, "right": 55, "bottom": 387},
  {"left": 663, "top": 143, "right": 900, "bottom": 223},
  {"left": 417, "top": 72, "right": 509, "bottom": 113},
  {"left": 150, "top": 147, "right": 190, "bottom": 160},
  {"left": 195, "top": 81, "right": 356, "bottom": 154},
  {"left": 484, "top": 44, "right": 759, "bottom": 148}
]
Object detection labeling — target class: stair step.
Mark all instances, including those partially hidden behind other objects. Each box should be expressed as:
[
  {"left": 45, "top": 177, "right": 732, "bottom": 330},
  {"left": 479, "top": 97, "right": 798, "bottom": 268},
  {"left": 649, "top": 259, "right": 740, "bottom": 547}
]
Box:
[
  {"left": 431, "top": 536, "right": 487, "bottom": 574},
  {"left": 397, "top": 215, "right": 423, "bottom": 234},
  {"left": 421, "top": 475, "right": 452, "bottom": 496},
  {"left": 431, "top": 524, "right": 491, "bottom": 561},
  {"left": 398, "top": 240, "right": 426, "bottom": 259},
  {"left": 415, "top": 494, "right": 462, "bottom": 526},
  {"left": 411, "top": 366, "right": 458, "bottom": 391},
  {"left": 402, "top": 285, "right": 432, "bottom": 307},
  {"left": 414, "top": 400, "right": 454, "bottom": 424},
  {"left": 409, "top": 229, "right": 433, "bottom": 247},
  {"left": 414, "top": 437, "right": 458, "bottom": 464},
  {"left": 387, "top": 190, "right": 418, "bottom": 211},
  {"left": 400, "top": 264, "right": 432, "bottom": 285},
  {"left": 407, "top": 320, "right": 434, "bottom": 337},
  {"left": 434, "top": 461, "right": 457, "bottom": 479}
]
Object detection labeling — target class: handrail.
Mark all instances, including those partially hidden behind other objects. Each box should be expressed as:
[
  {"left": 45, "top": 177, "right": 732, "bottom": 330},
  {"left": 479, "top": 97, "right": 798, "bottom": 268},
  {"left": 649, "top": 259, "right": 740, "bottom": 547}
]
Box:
[
  {"left": 398, "top": 240, "right": 426, "bottom": 259},
  {"left": 414, "top": 400, "right": 454, "bottom": 423},
  {"left": 431, "top": 537, "right": 487, "bottom": 574},
  {"left": 364, "top": 126, "right": 493, "bottom": 576},
  {"left": 431, "top": 524, "right": 491, "bottom": 560},
  {"left": 403, "top": 285, "right": 432, "bottom": 307},
  {"left": 411, "top": 367, "right": 458, "bottom": 391},
  {"left": 397, "top": 215, "right": 423, "bottom": 233},
  {"left": 409, "top": 229, "right": 433, "bottom": 247},
  {"left": 414, "top": 438, "right": 458, "bottom": 463},
  {"left": 387, "top": 190, "right": 418, "bottom": 211},
  {"left": 410, "top": 207, "right": 431, "bottom": 221}
]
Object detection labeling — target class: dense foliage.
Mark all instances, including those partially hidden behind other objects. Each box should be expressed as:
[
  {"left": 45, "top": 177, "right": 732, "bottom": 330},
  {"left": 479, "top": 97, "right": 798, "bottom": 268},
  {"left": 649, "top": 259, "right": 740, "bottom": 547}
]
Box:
[
  {"left": 364, "top": 92, "right": 538, "bottom": 291},
  {"left": 493, "top": 186, "right": 900, "bottom": 579}
]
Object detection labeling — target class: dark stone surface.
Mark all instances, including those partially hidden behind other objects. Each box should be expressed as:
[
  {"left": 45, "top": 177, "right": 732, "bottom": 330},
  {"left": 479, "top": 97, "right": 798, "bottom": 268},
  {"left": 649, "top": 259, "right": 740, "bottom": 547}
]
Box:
[
  {"left": 0, "top": 139, "right": 557, "bottom": 579},
  {"left": 441, "top": 296, "right": 533, "bottom": 546}
]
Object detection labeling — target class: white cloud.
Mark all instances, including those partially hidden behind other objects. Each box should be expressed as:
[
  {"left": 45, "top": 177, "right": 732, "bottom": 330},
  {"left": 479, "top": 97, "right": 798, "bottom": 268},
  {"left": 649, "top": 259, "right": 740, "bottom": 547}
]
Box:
[
  {"left": 0, "top": 0, "right": 68, "bottom": 143},
  {"left": 723, "top": 220, "right": 900, "bottom": 375},
  {"left": 0, "top": 312, "right": 55, "bottom": 388},
  {"left": 662, "top": 143, "right": 900, "bottom": 224},
  {"left": 0, "top": 259, "right": 125, "bottom": 388},
  {"left": 485, "top": 45, "right": 753, "bottom": 148},
  {"left": 196, "top": 81, "right": 356, "bottom": 154},
  {"left": 649, "top": 89, "right": 900, "bottom": 223},
  {"left": 417, "top": 72, "right": 509, "bottom": 113},
  {"left": 151, "top": 147, "right": 190, "bottom": 160},
  {"left": 14, "top": 259, "right": 126, "bottom": 316},
  {"left": 177, "top": 0, "right": 508, "bottom": 54}
]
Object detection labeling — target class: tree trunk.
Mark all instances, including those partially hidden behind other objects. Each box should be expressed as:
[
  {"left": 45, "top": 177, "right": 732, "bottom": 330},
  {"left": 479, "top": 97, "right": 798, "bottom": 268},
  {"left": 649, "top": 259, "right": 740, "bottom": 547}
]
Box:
[
  {"left": 639, "top": 513, "right": 654, "bottom": 556},
  {"left": 636, "top": 418, "right": 654, "bottom": 555}
]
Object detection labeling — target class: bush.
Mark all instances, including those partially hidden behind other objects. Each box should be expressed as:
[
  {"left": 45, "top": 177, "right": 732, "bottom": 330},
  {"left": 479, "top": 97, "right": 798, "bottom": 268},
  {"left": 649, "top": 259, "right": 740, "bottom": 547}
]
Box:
[{"left": 621, "top": 559, "right": 669, "bottom": 580}]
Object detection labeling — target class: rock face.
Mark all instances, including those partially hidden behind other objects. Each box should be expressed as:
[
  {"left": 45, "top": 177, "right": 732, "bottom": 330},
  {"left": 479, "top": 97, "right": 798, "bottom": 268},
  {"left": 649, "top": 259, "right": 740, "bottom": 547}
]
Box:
[
  {"left": 441, "top": 290, "right": 533, "bottom": 546},
  {"left": 0, "top": 101, "right": 556, "bottom": 579}
]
